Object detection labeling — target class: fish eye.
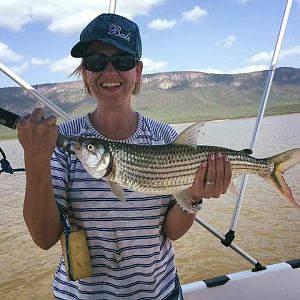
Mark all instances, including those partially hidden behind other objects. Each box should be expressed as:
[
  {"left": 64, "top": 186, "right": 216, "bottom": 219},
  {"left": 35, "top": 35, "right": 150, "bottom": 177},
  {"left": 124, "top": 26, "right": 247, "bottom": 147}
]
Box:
[{"left": 87, "top": 144, "right": 94, "bottom": 151}]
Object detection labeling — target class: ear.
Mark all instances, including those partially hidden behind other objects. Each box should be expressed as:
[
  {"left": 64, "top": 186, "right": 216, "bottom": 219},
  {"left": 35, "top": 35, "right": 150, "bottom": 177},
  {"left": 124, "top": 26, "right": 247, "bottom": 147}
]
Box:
[{"left": 136, "top": 60, "right": 143, "bottom": 81}]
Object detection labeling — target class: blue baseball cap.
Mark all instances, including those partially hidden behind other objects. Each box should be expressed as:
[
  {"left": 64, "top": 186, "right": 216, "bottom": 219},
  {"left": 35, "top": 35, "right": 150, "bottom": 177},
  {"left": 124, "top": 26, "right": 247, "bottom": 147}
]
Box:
[{"left": 71, "top": 13, "right": 142, "bottom": 59}]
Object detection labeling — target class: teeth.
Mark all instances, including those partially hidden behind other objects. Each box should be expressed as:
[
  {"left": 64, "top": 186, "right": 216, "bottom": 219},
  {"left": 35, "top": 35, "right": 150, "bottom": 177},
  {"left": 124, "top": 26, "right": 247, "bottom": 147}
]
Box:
[{"left": 102, "top": 82, "right": 121, "bottom": 87}]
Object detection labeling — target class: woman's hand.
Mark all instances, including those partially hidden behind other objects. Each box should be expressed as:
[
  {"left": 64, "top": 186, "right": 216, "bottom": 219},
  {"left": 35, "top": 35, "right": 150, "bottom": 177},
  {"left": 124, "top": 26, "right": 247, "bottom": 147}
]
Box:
[
  {"left": 17, "top": 107, "right": 58, "bottom": 165},
  {"left": 191, "top": 152, "right": 232, "bottom": 202}
]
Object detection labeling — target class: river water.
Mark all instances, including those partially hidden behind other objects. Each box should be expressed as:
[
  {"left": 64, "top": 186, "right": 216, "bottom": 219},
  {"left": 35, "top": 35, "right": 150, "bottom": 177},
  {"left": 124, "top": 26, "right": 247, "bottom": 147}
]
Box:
[{"left": 0, "top": 113, "right": 299, "bottom": 299}]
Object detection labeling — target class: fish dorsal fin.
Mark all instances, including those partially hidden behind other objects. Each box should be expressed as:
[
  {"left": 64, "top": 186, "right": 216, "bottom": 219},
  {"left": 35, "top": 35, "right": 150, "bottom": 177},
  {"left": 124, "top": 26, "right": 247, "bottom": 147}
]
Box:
[
  {"left": 241, "top": 148, "right": 253, "bottom": 155},
  {"left": 172, "top": 122, "right": 205, "bottom": 146}
]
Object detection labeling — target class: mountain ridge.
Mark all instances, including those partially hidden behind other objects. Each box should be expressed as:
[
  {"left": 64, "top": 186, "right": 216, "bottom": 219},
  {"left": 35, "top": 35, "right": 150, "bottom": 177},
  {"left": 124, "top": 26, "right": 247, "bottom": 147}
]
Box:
[{"left": 1, "top": 67, "right": 300, "bottom": 139}]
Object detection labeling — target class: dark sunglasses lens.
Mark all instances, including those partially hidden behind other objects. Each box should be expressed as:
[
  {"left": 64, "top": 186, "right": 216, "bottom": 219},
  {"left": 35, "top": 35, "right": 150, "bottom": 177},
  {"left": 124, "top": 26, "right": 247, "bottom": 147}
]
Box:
[
  {"left": 84, "top": 55, "right": 108, "bottom": 71},
  {"left": 111, "top": 55, "right": 137, "bottom": 71},
  {"left": 84, "top": 54, "right": 137, "bottom": 72}
]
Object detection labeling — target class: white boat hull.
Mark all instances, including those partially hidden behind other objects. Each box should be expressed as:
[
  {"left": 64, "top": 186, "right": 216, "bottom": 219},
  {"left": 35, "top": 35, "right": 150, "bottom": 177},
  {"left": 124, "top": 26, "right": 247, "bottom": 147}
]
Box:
[{"left": 182, "top": 259, "right": 300, "bottom": 300}]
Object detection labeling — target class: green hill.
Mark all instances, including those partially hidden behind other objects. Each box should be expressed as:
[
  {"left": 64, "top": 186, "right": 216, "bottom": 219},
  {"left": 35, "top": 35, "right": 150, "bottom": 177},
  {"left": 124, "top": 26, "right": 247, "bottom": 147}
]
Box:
[{"left": 1, "top": 67, "right": 300, "bottom": 139}]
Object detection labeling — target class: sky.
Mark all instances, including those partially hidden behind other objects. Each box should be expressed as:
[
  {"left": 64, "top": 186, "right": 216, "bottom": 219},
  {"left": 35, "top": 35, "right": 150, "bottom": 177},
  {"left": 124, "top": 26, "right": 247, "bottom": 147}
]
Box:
[{"left": 0, "top": 0, "right": 300, "bottom": 88}]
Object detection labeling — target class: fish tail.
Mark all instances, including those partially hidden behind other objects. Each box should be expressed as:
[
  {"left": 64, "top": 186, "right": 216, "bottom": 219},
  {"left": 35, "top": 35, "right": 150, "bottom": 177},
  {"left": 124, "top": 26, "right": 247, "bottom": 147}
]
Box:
[{"left": 265, "top": 148, "right": 300, "bottom": 207}]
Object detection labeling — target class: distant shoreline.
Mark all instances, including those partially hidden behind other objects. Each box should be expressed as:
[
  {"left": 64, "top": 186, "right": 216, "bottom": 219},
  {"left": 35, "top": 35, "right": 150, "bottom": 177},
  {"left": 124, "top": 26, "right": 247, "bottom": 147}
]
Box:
[{"left": 1, "top": 112, "right": 300, "bottom": 142}]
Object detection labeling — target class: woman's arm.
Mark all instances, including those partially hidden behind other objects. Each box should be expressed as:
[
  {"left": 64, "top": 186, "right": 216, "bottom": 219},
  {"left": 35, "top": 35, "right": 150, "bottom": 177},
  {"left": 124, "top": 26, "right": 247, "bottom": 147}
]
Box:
[{"left": 17, "top": 108, "right": 62, "bottom": 249}]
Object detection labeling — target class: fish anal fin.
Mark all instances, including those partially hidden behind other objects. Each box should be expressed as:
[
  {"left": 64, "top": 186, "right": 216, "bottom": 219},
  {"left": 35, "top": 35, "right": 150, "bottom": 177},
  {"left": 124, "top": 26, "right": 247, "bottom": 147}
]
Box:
[
  {"left": 108, "top": 181, "right": 126, "bottom": 201},
  {"left": 265, "top": 173, "right": 299, "bottom": 208}
]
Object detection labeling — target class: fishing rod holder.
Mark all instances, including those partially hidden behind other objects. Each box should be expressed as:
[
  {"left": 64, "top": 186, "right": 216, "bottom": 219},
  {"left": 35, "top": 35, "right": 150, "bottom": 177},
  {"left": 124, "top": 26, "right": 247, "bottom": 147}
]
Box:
[{"left": 221, "top": 230, "right": 236, "bottom": 247}]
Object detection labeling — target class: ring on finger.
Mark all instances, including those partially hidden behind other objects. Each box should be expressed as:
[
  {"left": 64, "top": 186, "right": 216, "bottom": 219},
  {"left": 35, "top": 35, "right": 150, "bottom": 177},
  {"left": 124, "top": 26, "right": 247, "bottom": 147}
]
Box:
[{"left": 206, "top": 179, "right": 215, "bottom": 187}]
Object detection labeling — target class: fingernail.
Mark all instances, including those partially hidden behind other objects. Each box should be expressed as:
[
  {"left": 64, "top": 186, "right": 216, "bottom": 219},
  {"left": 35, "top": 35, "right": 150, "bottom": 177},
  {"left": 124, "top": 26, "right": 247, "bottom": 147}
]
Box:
[
  {"left": 224, "top": 155, "right": 229, "bottom": 161},
  {"left": 202, "top": 161, "right": 207, "bottom": 167},
  {"left": 217, "top": 152, "right": 222, "bottom": 159},
  {"left": 210, "top": 154, "right": 215, "bottom": 160}
]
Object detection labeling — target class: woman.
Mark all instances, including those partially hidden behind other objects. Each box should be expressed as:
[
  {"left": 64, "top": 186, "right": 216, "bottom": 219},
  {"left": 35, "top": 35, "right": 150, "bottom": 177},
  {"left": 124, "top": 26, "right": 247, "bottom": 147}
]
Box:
[{"left": 17, "top": 13, "right": 232, "bottom": 299}]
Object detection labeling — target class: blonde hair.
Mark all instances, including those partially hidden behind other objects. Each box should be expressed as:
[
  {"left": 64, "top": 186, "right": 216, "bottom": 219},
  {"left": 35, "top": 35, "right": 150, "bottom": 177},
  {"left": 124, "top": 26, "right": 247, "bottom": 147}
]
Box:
[{"left": 71, "top": 60, "right": 142, "bottom": 96}]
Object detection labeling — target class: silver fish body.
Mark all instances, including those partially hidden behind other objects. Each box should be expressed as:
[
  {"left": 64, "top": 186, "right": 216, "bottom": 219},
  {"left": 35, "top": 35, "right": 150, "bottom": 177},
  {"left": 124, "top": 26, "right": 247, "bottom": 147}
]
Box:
[
  {"left": 103, "top": 142, "right": 272, "bottom": 194},
  {"left": 71, "top": 122, "right": 300, "bottom": 213}
]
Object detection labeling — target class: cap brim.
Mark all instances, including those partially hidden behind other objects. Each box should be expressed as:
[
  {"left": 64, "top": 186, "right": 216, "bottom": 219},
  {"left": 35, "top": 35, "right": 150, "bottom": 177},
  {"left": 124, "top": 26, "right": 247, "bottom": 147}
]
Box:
[{"left": 71, "top": 38, "right": 136, "bottom": 58}]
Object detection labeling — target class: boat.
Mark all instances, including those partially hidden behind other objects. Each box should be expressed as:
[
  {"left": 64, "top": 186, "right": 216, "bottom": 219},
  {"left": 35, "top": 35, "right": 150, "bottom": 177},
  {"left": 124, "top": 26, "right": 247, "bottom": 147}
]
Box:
[{"left": 182, "top": 258, "right": 300, "bottom": 300}]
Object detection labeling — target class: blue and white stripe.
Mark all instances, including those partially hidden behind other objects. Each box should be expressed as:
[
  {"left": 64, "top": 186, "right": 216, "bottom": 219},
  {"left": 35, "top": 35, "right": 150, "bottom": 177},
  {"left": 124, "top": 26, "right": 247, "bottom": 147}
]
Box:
[{"left": 52, "top": 114, "right": 178, "bottom": 299}]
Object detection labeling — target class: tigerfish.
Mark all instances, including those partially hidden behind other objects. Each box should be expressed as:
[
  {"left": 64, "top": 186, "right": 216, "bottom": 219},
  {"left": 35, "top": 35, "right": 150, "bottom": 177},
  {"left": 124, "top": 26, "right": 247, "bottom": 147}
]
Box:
[{"left": 68, "top": 122, "right": 300, "bottom": 213}]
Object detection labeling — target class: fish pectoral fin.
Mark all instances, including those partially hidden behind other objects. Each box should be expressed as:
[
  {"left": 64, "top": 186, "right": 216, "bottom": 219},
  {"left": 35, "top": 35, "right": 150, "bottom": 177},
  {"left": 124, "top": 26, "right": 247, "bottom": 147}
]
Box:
[
  {"left": 172, "top": 122, "right": 205, "bottom": 146},
  {"left": 108, "top": 181, "right": 126, "bottom": 201},
  {"left": 173, "top": 190, "right": 195, "bottom": 214}
]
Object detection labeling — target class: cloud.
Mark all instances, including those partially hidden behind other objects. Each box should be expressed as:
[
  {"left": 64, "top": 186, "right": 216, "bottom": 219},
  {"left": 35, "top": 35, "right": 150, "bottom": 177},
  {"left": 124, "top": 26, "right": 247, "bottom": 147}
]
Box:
[
  {"left": 280, "top": 45, "right": 300, "bottom": 59},
  {"left": 142, "top": 57, "right": 168, "bottom": 74},
  {"left": 31, "top": 57, "right": 51, "bottom": 65},
  {"left": 148, "top": 18, "right": 176, "bottom": 30},
  {"left": 199, "top": 68, "right": 224, "bottom": 74},
  {"left": 0, "top": 0, "right": 166, "bottom": 34},
  {"left": 50, "top": 55, "right": 80, "bottom": 74},
  {"left": 0, "top": 42, "right": 23, "bottom": 62},
  {"left": 216, "top": 35, "right": 236, "bottom": 48},
  {"left": 247, "top": 45, "right": 300, "bottom": 63},
  {"left": 11, "top": 61, "right": 30, "bottom": 74},
  {"left": 247, "top": 51, "right": 271, "bottom": 63},
  {"left": 229, "top": 64, "right": 268, "bottom": 74},
  {"left": 181, "top": 6, "right": 208, "bottom": 23}
]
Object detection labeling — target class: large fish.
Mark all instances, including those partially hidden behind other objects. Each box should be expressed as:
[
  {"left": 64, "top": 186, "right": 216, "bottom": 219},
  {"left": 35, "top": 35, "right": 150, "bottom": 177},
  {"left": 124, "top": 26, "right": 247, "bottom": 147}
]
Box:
[{"left": 65, "top": 122, "right": 300, "bottom": 213}]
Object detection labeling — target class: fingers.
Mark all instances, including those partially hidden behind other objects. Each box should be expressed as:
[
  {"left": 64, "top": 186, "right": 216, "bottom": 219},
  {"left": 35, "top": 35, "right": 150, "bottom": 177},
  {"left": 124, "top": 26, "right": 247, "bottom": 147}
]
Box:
[
  {"left": 28, "top": 107, "right": 45, "bottom": 122},
  {"left": 191, "top": 152, "right": 232, "bottom": 200},
  {"left": 16, "top": 108, "right": 58, "bottom": 156},
  {"left": 214, "top": 153, "right": 224, "bottom": 197},
  {"left": 18, "top": 108, "right": 57, "bottom": 126},
  {"left": 206, "top": 153, "right": 216, "bottom": 192},
  {"left": 191, "top": 162, "right": 207, "bottom": 201},
  {"left": 223, "top": 156, "right": 232, "bottom": 193}
]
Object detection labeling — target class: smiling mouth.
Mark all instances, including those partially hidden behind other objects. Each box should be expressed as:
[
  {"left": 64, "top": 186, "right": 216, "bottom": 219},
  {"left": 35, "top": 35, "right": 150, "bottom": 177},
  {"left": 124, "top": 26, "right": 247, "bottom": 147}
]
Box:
[{"left": 101, "top": 82, "right": 121, "bottom": 88}]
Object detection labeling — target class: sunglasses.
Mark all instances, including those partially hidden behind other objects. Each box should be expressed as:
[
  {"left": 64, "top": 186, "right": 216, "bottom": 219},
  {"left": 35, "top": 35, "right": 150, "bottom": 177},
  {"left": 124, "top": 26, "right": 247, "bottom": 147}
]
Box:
[{"left": 83, "top": 53, "right": 138, "bottom": 72}]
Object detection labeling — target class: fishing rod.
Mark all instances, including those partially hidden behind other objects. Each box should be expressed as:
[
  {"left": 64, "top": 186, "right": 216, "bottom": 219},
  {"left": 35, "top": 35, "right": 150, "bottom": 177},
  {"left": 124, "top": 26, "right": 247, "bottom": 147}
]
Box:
[
  {"left": 0, "top": 62, "right": 72, "bottom": 122},
  {"left": 108, "top": 0, "right": 117, "bottom": 14},
  {"left": 222, "top": 0, "right": 294, "bottom": 247}
]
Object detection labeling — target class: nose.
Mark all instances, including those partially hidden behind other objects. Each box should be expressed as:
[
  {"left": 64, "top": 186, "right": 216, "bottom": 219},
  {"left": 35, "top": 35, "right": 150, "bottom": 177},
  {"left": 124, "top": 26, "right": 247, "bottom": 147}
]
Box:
[{"left": 103, "top": 61, "right": 118, "bottom": 73}]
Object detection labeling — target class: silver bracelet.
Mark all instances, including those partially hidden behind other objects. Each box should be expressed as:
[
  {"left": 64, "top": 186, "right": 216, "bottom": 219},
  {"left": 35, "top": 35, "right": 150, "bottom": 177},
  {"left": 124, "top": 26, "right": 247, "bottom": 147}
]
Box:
[{"left": 191, "top": 198, "right": 203, "bottom": 212}]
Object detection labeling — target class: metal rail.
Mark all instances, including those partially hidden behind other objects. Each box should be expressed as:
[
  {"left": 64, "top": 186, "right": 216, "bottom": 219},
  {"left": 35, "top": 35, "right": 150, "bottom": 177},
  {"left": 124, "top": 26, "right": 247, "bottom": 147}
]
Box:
[{"left": 228, "top": 0, "right": 294, "bottom": 234}]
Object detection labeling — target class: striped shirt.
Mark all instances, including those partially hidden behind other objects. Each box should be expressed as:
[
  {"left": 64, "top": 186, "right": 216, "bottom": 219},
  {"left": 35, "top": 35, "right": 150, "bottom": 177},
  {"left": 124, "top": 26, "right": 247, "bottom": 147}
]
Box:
[{"left": 52, "top": 114, "right": 178, "bottom": 300}]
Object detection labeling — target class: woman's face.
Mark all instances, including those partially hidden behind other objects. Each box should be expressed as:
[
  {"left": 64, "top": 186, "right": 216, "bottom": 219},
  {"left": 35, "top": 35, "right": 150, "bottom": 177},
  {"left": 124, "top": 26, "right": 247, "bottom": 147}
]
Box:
[{"left": 83, "top": 41, "right": 143, "bottom": 110}]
